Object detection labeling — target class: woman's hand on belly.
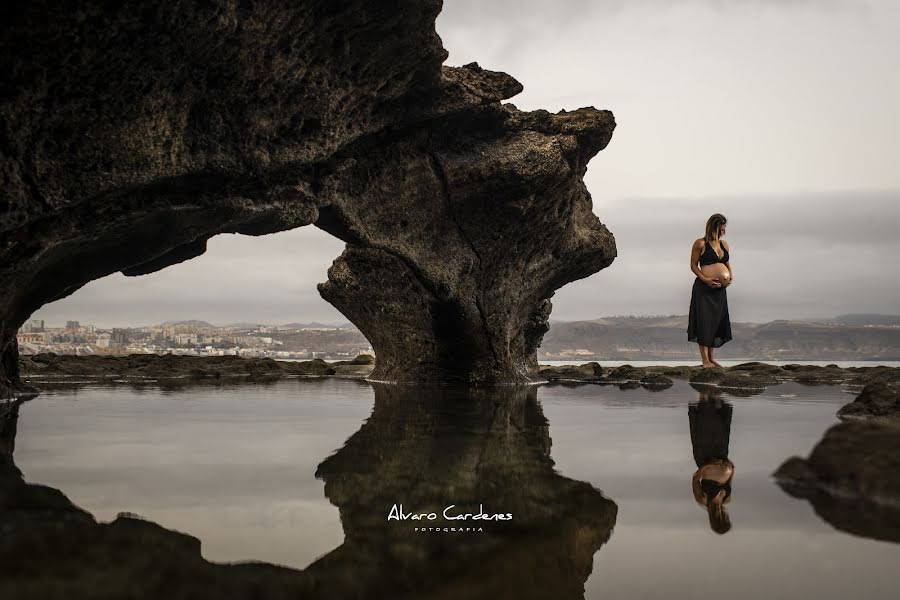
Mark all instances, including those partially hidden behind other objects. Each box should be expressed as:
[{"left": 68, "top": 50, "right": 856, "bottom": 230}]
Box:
[{"left": 701, "top": 263, "right": 731, "bottom": 287}]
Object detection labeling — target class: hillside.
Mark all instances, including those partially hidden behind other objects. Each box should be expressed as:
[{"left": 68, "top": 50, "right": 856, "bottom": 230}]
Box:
[{"left": 539, "top": 315, "right": 900, "bottom": 361}]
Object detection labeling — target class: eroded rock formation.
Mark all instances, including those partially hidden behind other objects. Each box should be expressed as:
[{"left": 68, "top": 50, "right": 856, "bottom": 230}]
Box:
[
  {"left": 773, "top": 380, "right": 900, "bottom": 542},
  {"left": 0, "top": 0, "right": 616, "bottom": 394}
]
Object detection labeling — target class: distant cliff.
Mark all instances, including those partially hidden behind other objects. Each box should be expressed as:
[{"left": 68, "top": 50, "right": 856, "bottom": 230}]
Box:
[{"left": 538, "top": 315, "right": 900, "bottom": 361}]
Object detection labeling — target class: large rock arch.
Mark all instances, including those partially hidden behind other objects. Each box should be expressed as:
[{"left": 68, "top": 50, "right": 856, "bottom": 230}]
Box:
[{"left": 0, "top": 0, "right": 616, "bottom": 393}]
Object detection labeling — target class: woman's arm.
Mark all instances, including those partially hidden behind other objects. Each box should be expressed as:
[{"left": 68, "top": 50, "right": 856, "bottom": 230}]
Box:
[
  {"left": 691, "top": 240, "right": 719, "bottom": 287},
  {"left": 722, "top": 241, "right": 733, "bottom": 286}
]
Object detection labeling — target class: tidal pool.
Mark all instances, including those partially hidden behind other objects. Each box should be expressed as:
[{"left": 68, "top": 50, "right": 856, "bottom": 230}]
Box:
[{"left": 9, "top": 378, "right": 899, "bottom": 599}]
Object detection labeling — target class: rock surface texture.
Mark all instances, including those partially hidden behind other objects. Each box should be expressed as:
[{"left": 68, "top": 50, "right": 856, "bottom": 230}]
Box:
[
  {"left": 0, "top": 1, "right": 616, "bottom": 394},
  {"left": 774, "top": 378, "right": 900, "bottom": 540}
]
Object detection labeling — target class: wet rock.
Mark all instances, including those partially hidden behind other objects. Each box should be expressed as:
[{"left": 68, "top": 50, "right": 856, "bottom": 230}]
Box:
[
  {"left": 605, "top": 364, "right": 642, "bottom": 382},
  {"left": 334, "top": 354, "right": 376, "bottom": 366},
  {"left": 728, "top": 362, "right": 784, "bottom": 376},
  {"left": 539, "top": 362, "right": 603, "bottom": 383},
  {"left": 0, "top": 1, "right": 617, "bottom": 392},
  {"left": 776, "top": 364, "right": 850, "bottom": 385},
  {"left": 847, "top": 366, "right": 900, "bottom": 387},
  {"left": 18, "top": 353, "right": 362, "bottom": 385},
  {"left": 837, "top": 381, "right": 900, "bottom": 422},
  {"left": 639, "top": 373, "right": 673, "bottom": 391},
  {"left": 774, "top": 420, "right": 900, "bottom": 509},
  {"left": 688, "top": 367, "right": 726, "bottom": 385},
  {"left": 686, "top": 367, "right": 772, "bottom": 397},
  {"left": 718, "top": 370, "right": 778, "bottom": 390},
  {"left": 661, "top": 366, "right": 693, "bottom": 378}
]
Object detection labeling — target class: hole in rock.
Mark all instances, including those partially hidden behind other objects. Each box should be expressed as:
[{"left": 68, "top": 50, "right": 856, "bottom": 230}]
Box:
[{"left": 24, "top": 226, "right": 363, "bottom": 357}]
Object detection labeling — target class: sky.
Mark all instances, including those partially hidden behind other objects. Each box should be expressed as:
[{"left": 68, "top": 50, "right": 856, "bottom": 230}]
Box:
[{"left": 32, "top": 0, "right": 900, "bottom": 327}]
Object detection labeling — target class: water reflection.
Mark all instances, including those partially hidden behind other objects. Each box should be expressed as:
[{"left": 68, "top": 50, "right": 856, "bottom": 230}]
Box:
[
  {"left": 312, "top": 383, "right": 618, "bottom": 598},
  {"left": 0, "top": 385, "right": 617, "bottom": 599},
  {"left": 689, "top": 389, "right": 735, "bottom": 534}
]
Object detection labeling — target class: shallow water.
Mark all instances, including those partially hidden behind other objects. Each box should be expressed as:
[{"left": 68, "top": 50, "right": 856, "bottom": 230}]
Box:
[
  {"left": 10, "top": 378, "right": 899, "bottom": 598},
  {"left": 538, "top": 359, "right": 900, "bottom": 368}
]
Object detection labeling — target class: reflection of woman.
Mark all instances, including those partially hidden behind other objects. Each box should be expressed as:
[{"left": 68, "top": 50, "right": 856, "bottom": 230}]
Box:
[
  {"left": 688, "top": 213, "right": 733, "bottom": 368},
  {"left": 689, "top": 394, "right": 734, "bottom": 534}
]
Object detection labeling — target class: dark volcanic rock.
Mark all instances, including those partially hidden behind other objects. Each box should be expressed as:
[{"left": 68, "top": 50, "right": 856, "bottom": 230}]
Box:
[
  {"left": 539, "top": 362, "right": 603, "bottom": 382},
  {"left": 18, "top": 353, "right": 371, "bottom": 384},
  {"left": 688, "top": 367, "right": 726, "bottom": 385},
  {"left": 837, "top": 381, "right": 900, "bottom": 422},
  {"left": 605, "top": 364, "right": 642, "bottom": 382},
  {"left": 661, "top": 366, "right": 693, "bottom": 377},
  {"left": 718, "top": 370, "right": 778, "bottom": 390},
  {"left": 685, "top": 367, "right": 773, "bottom": 397},
  {"left": 774, "top": 421, "right": 900, "bottom": 512},
  {"left": 639, "top": 373, "right": 673, "bottom": 390},
  {"left": 0, "top": 1, "right": 616, "bottom": 394},
  {"left": 728, "top": 361, "right": 785, "bottom": 376},
  {"left": 847, "top": 366, "right": 900, "bottom": 387},
  {"left": 333, "top": 353, "right": 376, "bottom": 366}
]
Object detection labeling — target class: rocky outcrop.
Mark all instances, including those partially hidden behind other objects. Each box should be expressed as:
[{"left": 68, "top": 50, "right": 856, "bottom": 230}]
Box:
[
  {"left": 538, "top": 362, "right": 603, "bottom": 382},
  {"left": 639, "top": 373, "right": 673, "bottom": 390},
  {"left": 837, "top": 381, "right": 900, "bottom": 421},
  {"left": 774, "top": 378, "right": 900, "bottom": 542},
  {"left": 0, "top": 1, "right": 616, "bottom": 394},
  {"left": 18, "top": 352, "right": 377, "bottom": 383},
  {"left": 773, "top": 420, "right": 900, "bottom": 542},
  {"left": 534, "top": 361, "right": 840, "bottom": 395}
]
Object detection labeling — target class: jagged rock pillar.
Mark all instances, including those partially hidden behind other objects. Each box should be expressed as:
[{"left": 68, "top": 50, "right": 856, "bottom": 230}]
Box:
[{"left": 317, "top": 83, "right": 616, "bottom": 384}]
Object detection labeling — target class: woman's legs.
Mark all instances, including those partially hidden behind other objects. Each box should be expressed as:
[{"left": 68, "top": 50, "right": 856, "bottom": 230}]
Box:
[
  {"left": 708, "top": 346, "right": 724, "bottom": 368},
  {"left": 698, "top": 344, "right": 716, "bottom": 368}
]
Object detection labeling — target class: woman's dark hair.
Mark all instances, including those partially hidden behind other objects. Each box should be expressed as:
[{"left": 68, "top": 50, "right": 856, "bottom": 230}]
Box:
[
  {"left": 708, "top": 502, "right": 732, "bottom": 534},
  {"left": 704, "top": 213, "right": 727, "bottom": 242},
  {"left": 704, "top": 482, "right": 733, "bottom": 534}
]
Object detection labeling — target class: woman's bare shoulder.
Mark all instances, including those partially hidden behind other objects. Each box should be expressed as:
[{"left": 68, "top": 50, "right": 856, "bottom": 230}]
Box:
[{"left": 693, "top": 238, "right": 705, "bottom": 249}]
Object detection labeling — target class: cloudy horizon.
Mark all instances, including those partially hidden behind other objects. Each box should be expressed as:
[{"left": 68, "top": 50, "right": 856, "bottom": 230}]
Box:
[{"left": 30, "top": 0, "right": 900, "bottom": 328}]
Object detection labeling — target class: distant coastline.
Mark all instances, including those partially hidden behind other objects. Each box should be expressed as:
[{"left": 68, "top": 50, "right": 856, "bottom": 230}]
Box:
[
  {"left": 539, "top": 314, "right": 900, "bottom": 362},
  {"left": 16, "top": 314, "right": 900, "bottom": 363}
]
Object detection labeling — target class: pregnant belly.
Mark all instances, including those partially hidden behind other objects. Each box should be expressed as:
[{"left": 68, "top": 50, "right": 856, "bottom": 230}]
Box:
[{"left": 701, "top": 263, "right": 731, "bottom": 284}]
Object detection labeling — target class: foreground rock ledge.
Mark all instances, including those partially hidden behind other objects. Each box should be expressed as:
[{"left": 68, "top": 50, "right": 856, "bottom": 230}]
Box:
[
  {"left": 0, "top": 1, "right": 616, "bottom": 394},
  {"left": 20, "top": 355, "right": 900, "bottom": 392}
]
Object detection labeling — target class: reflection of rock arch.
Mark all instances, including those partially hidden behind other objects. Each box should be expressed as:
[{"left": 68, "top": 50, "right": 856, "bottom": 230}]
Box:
[
  {"left": 0, "top": 1, "right": 616, "bottom": 394},
  {"left": 309, "top": 383, "right": 618, "bottom": 599},
  {"left": 0, "top": 385, "right": 617, "bottom": 598}
]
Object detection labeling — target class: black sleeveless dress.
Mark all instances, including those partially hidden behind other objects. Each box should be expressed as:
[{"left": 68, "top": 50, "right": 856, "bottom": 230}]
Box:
[
  {"left": 689, "top": 399, "right": 733, "bottom": 499},
  {"left": 687, "top": 239, "right": 732, "bottom": 348}
]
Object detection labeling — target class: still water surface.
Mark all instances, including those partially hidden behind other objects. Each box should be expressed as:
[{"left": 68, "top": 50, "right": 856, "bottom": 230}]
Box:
[{"left": 13, "top": 378, "right": 899, "bottom": 598}]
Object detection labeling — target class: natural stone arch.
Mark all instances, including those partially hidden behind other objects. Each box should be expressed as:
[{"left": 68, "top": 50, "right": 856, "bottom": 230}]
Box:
[{"left": 0, "top": 0, "right": 615, "bottom": 394}]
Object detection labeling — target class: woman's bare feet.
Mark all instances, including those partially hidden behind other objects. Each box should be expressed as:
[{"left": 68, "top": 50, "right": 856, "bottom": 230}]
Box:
[
  {"left": 701, "top": 361, "right": 718, "bottom": 368},
  {"left": 710, "top": 360, "right": 724, "bottom": 368}
]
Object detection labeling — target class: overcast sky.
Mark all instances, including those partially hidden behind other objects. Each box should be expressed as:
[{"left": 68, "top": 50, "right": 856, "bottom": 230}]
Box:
[{"left": 32, "top": 0, "right": 900, "bottom": 327}]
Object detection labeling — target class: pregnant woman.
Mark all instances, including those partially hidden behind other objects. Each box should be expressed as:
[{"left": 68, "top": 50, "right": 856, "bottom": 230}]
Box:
[
  {"left": 688, "top": 213, "right": 733, "bottom": 368},
  {"left": 689, "top": 390, "right": 735, "bottom": 535}
]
